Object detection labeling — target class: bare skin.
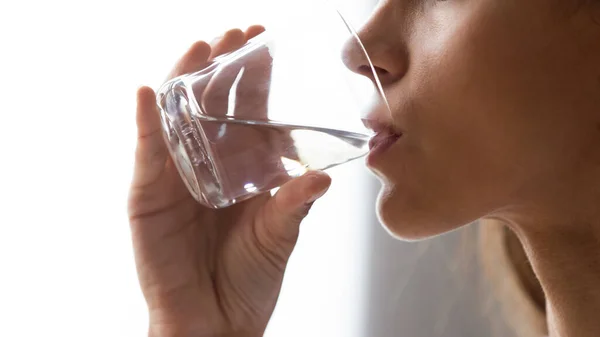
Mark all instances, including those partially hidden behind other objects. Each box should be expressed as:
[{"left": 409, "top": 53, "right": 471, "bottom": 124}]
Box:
[
  {"left": 129, "top": 27, "right": 331, "bottom": 337},
  {"left": 345, "top": 1, "right": 600, "bottom": 336},
  {"left": 130, "top": 0, "right": 600, "bottom": 336}
]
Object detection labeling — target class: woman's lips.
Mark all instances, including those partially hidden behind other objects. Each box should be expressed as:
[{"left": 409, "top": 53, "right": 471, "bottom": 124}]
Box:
[
  {"left": 367, "top": 128, "right": 401, "bottom": 165},
  {"left": 362, "top": 116, "right": 402, "bottom": 165}
]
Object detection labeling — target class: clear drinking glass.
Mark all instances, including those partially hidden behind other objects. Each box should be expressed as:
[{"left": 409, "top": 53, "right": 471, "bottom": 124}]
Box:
[{"left": 156, "top": 5, "right": 389, "bottom": 208}]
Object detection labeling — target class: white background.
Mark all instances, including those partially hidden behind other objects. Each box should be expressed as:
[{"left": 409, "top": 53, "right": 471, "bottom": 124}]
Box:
[{"left": 0, "top": 0, "right": 378, "bottom": 336}]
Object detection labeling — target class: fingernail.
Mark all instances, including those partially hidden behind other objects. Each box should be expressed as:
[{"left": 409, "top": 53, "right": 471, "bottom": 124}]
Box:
[
  {"left": 305, "top": 175, "right": 330, "bottom": 204},
  {"left": 306, "top": 188, "right": 328, "bottom": 204}
]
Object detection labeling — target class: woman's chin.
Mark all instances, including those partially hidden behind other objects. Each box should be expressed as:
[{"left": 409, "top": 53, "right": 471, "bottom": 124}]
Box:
[{"left": 375, "top": 185, "right": 459, "bottom": 241}]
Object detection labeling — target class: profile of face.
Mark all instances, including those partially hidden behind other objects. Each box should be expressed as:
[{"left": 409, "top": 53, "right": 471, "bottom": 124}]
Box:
[{"left": 343, "top": 0, "right": 600, "bottom": 239}]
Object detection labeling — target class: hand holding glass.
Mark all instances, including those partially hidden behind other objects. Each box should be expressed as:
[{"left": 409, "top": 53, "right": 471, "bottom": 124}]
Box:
[{"left": 157, "top": 8, "right": 388, "bottom": 208}]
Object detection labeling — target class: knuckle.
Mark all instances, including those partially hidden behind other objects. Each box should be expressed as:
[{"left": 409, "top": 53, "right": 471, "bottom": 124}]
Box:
[{"left": 250, "top": 224, "right": 288, "bottom": 276}]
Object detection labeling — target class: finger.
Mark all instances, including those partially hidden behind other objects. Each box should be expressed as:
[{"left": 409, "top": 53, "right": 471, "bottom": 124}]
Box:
[
  {"left": 258, "top": 171, "right": 331, "bottom": 242},
  {"left": 201, "top": 26, "right": 263, "bottom": 104},
  {"left": 275, "top": 171, "right": 331, "bottom": 210},
  {"left": 166, "top": 41, "right": 212, "bottom": 80},
  {"left": 245, "top": 25, "right": 265, "bottom": 40},
  {"left": 232, "top": 28, "right": 286, "bottom": 183},
  {"left": 209, "top": 28, "right": 246, "bottom": 59},
  {"left": 233, "top": 44, "right": 272, "bottom": 120},
  {"left": 194, "top": 29, "right": 255, "bottom": 195},
  {"left": 218, "top": 41, "right": 292, "bottom": 200},
  {"left": 133, "top": 86, "right": 168, "bottom": 187},
  {"left": 197, "top": 26, "right": 264, "bottom": 119},
  {"left": 230, "top": 37, "right": 300, "bottom": 164},
  {"left": 232, "top": 25, "right": 270, "bottom": 121},
  {"left": 217, "top": 171, "right": 329, "bottom": 325},
  {"left": 198, "top": 29, "right": 248, "bottom": 118},
  {"left": 201, "top": 28, "right": 248, "bottom": 120},
  {"left": 169, "top": 30, "right": 243, "bottom": 112}
]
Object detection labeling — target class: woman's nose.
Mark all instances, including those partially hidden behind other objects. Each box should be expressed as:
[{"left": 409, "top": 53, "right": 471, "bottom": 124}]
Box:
[{"left": 341, "top": 21, "right": 407, "bottom": 86}]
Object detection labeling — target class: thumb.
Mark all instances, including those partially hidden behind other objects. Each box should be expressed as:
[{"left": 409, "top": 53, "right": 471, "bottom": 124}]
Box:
[
  {"left": 223, "top": 171, "right": 331, "bottom": 321},
  {"left": 254, "top": 171, "right": 331, "bottom": 257}
]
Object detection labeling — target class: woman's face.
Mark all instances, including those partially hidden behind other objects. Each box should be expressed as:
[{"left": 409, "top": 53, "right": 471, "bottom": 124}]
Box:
[{"left": 349, "top": 0, "right": 600, "bottom": 239}]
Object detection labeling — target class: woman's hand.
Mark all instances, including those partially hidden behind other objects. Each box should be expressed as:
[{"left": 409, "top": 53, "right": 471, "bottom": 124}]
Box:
[{"left": 128, "top": 26, "right": 331, "bottom": 337}]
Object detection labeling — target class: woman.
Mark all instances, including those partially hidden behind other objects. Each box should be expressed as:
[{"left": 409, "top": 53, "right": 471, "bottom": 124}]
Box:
[
  {"left": 128, "top": 0, "right": 600, "bottom": 336},
  {"left": 480, "top": 220, "right": 548, "bottom": 336}
]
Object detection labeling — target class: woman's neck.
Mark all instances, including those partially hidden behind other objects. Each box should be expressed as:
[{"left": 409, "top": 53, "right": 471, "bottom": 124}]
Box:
[
  {"left": 515, "top": 219, "right": 600, "bottom": 337},
  {"left": 491, "top": 166, "right": 600, "bottom": 336}
]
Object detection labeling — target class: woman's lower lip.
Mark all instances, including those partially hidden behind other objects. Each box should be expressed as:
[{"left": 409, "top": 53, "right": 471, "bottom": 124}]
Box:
[{"left": 366, "top": 133, "right": 401, "bottom": 165}]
